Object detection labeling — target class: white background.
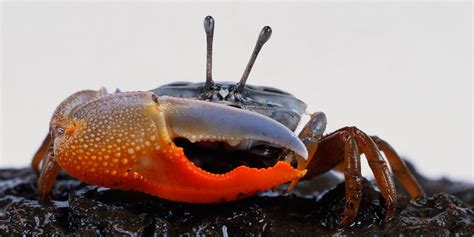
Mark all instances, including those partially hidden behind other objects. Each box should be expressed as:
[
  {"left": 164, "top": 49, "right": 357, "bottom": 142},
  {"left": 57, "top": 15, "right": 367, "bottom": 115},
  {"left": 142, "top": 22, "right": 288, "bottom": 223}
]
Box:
[{"left": 1, "top": 2, "right": 472, "bottom": 181}]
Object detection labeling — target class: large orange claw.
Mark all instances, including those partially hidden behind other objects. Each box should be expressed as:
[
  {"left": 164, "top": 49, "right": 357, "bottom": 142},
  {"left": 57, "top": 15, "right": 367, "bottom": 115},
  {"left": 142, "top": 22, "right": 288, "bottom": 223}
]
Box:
[{"left": 49, "top": 90, "right": 307, "bottom": 203}]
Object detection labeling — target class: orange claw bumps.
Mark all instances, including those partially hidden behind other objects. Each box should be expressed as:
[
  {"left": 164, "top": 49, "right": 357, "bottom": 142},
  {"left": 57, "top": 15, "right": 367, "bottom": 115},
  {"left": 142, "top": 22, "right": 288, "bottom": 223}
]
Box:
[{"left": 33, "top": 89, "right": 308, "bottom": 202}]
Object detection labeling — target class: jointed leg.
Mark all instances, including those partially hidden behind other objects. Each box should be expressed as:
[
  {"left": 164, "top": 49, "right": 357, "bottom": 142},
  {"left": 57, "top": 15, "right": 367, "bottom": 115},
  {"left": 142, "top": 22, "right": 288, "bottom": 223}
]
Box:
[
  {"left": 31, "top": 133, "right": 52, "bottom": 173},
  {"left": 303, "top": 129, "right": 364, "bottom": 225},
  {"left": 351, "top": 128, "right": 397, "bottom": 220},
  {"left": 37, "top": 151, "right": 61, "bottom": 201},
  {"left": 305, "top": 126, "right": 406, "bottom": 224},
  {"left": 285, "top": 112, "right": 327, "bottom": 191},
  {"left": 340, "top": 131, "right": 363, "bottom": 225},
  {"left": 371, "top": 136, "right": 425, "bottom": 198},
  {"left": 32, "top": 132, "right": 61, "bottom": 200}
]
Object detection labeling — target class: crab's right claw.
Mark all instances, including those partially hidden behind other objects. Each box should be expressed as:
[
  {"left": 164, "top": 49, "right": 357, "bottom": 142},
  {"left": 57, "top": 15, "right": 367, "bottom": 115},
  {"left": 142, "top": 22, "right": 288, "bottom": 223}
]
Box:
[{"left": 54, "top": 91, "right": 307, "bottom": 204}]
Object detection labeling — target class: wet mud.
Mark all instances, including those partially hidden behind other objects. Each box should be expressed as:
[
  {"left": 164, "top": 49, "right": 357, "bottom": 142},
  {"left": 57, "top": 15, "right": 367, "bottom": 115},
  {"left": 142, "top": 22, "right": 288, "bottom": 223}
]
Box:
[{"left": 0, "top": 163, "right": 473, "bottom": 236}]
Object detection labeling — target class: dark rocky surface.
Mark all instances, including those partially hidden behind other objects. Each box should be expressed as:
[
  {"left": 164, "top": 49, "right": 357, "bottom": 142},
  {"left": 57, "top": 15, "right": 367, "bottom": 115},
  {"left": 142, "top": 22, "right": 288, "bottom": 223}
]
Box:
[{"left": 0, "top": 163, "right": 473, "bottom": 236}]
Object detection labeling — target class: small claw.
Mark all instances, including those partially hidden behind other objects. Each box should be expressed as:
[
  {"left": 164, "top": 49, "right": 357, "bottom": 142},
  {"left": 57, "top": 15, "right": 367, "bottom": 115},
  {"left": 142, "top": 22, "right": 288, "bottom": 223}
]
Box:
[{"left": 158, "top": 96, "right": 308, "bottom": 159}]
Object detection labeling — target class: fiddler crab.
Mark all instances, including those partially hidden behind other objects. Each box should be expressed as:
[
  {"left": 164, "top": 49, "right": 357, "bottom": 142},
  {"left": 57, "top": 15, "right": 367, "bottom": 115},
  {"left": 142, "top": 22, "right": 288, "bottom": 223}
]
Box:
[{"left": 32, "top": 16, "right": 424, "bottom": 225}]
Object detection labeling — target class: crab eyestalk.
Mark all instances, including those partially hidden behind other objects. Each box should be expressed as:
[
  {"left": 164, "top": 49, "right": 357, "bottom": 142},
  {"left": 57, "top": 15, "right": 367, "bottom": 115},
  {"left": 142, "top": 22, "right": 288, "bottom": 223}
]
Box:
[
  {"left": 53, "top": 91, "right": 307, "bottom": 203},
  {"left": 236, "top": 26, "right": 272, "bottom": 93},
  {"left": 204, "top": 16, "right": 215, "bottom": 90}
]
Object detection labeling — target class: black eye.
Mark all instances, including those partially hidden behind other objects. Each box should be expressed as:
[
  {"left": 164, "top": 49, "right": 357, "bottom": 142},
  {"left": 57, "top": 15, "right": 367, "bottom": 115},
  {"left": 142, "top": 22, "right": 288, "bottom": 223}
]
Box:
[{"left": 151, "top": 94, "right": 159, "bottom": 104}]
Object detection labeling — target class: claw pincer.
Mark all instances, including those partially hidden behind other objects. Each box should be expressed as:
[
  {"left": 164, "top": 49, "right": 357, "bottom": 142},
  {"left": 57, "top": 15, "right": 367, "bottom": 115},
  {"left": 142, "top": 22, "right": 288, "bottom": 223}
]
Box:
[{"left": 49, "top": 90, "right": 306, "bottom": 203}]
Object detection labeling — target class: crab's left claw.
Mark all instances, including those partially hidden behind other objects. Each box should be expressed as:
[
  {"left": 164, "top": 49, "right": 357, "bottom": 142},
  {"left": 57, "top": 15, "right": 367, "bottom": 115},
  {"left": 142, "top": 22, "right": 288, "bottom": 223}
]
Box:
[{"left": 54, "top": 91, "right": 307, "bottom": 203}]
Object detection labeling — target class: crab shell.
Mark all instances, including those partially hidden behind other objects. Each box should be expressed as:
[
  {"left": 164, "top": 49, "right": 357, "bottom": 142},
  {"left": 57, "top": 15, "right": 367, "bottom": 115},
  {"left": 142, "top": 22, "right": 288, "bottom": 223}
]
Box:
[
  {"left": 153, "top": 81, "right": 308, "bottom": 132},
  {"left": 51, "top": 90, "right": 308, "bottom": 203}
]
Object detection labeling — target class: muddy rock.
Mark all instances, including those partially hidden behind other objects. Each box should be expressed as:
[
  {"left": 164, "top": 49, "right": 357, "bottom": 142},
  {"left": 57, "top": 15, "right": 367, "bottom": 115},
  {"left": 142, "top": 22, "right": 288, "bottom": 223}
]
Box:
[{"left": 0, "top": 166, "right": 473, "bottom": 236}]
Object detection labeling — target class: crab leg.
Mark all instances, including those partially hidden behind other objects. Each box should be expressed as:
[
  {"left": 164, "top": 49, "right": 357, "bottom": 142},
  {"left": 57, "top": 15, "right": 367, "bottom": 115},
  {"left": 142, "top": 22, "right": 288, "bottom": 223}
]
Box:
[
  {"left": 352, "top": 128, "right": 397, "bottom": 221},
  {"left": 303, "top": 126, "right": 404, "bottom": 224},
  {"left": 31, "top": 133, "right": 52, "bottom": 173},
  {"left": 341, "top": 131, "right": 363, "bottom": 225},
  {"left": 285, "top": 112, "right": 327, "bottom": 191},
  {"left": 371, "top": 136, "right": 425, "bottom": 198},
  {"left": 304, "top": 129, "right": 364, "bottom": 225},
  {"left": 37, "top": 150, "right": 61, "bottom": 200}
]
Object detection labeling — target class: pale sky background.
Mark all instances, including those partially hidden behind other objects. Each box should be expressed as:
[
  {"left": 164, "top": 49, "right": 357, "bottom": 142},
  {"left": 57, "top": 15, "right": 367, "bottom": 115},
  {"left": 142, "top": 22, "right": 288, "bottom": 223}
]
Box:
[{"left": 1, "top": 2, "right": 472, "bottom": 181}]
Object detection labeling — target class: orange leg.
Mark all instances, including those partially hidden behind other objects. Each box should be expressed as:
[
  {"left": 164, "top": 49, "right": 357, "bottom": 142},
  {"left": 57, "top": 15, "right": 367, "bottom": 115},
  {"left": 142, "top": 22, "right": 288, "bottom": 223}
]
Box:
[
  {"left": 37, "top": 151, "right": 61, "bottom": 201},
  {"left": 31, "top": 133, "right": 52, "bottom": 173},
  {"left": 371, "top": 136, "right": 425, "bottom": 198}
]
